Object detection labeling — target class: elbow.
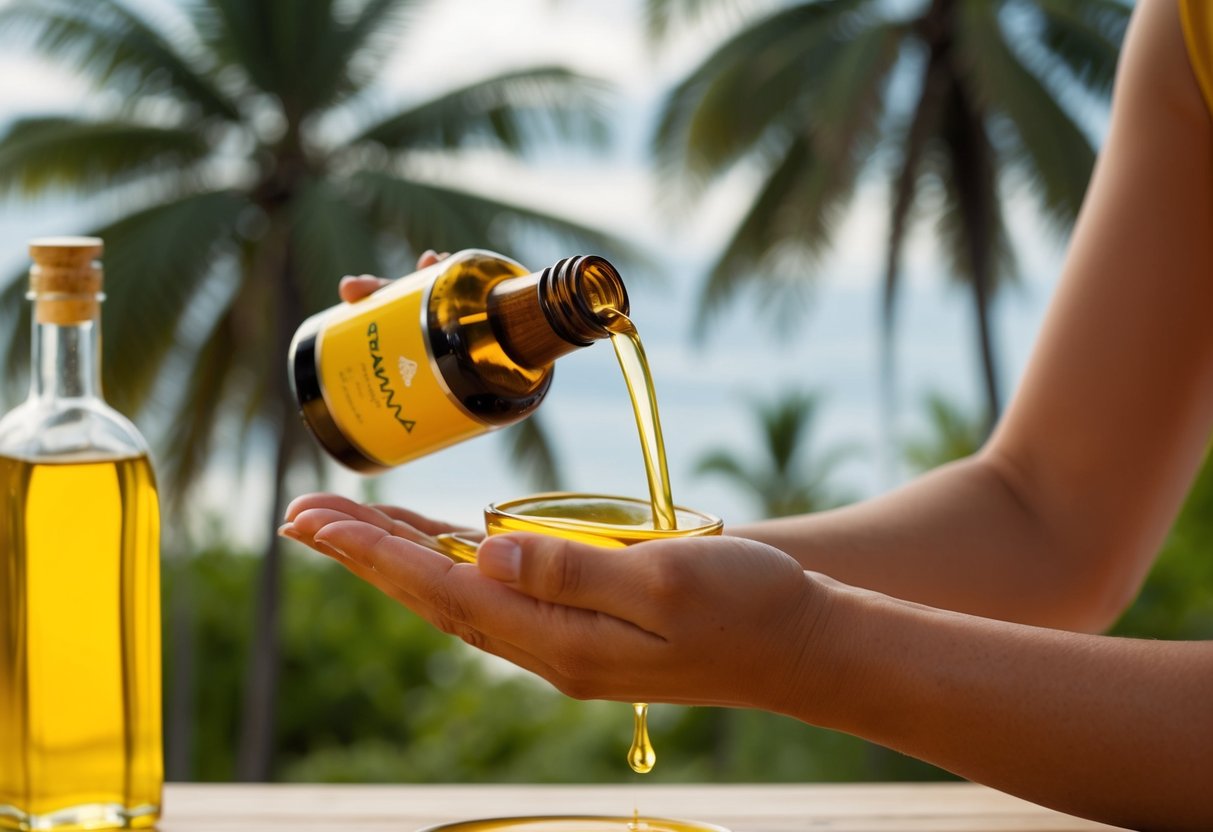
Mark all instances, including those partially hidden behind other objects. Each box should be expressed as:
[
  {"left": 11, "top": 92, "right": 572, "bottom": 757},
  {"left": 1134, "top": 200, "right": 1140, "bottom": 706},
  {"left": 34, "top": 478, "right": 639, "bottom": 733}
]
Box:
[
  {"left": 1063, "top": 577, "right": 1139, "bottom": 634},
  {"left": 1044, "top": 537, "right": 1150, "bottom": 634},
  {"left": 1066, "top": 560, "right": 1146, "bottom": 634},
  {"left": 977, "top": 448, "right": 1149, "bottom": 634}
]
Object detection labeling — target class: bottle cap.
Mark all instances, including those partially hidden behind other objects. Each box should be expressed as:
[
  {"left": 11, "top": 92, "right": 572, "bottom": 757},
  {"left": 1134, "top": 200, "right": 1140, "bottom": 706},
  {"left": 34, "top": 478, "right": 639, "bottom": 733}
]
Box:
[{"left": 28, "top": 236, "right": 104, "bottom": 324}]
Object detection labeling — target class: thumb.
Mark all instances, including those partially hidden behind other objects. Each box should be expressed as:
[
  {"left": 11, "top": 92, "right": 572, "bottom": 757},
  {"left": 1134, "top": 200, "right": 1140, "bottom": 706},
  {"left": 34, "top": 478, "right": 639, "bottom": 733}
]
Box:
[{"left": 477, "top": 534, "right": 648, "bottom": 619}]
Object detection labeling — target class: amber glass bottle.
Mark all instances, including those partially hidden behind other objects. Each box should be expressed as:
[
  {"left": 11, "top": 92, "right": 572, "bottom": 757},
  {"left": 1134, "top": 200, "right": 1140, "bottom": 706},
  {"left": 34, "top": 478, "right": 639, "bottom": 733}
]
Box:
[
  {"left": 289, "top": 249, "right": 629, "bottom": 472},
  {"left": 0, "top": 238, "right": 162, "bottom": 830}
]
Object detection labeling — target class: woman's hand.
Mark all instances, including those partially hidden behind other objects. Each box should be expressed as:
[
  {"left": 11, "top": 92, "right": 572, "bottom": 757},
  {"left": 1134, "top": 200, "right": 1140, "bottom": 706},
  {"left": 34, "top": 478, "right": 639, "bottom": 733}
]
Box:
[
  {"left": 337, "top": 249, "right": 448, "bottom": 303},
  {"left": 280, "top": 501, "right": 832, "bottom": 714},
  {"left": 283, "top": 492, "right": 474, "bottom": 549}
]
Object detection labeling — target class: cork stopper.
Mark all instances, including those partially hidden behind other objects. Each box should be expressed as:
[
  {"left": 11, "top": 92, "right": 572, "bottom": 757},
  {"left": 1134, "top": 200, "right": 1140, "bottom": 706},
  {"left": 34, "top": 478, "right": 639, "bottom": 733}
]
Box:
[{"left": 28, "top": 237, "right": 104, "bottom": 325}]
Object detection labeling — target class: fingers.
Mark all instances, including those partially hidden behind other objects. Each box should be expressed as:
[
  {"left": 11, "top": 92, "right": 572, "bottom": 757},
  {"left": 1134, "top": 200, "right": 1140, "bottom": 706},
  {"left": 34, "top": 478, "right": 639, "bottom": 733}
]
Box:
[
  {"left": 370, "top": 502, "right": 467, "bottom": 536},
  {"left": 285, "top": 493, "right": 449, "bottom": 551},
  {"left": 337, "top": 274, "right": 390, "bottom": 303},
  {"left": 284, "top": 492, "right": 356, "bottom": 522},
  {"left": 335, "top": 251, "right": 449, "bottom": 302},
  {"left": 476, "top": 534, "right": 660, "bottom": 628},
  {"left": 290, "top": 516, "right": 671, "bottom": 699},
  {"left": 417, "top": 249, "right": 449, "bottom": 269},
  {"left": 283, "top": 520, "right": 567, "bottom": 687},
  {"left": 317, "top": 519, "right": 659, "bottom": 651}
]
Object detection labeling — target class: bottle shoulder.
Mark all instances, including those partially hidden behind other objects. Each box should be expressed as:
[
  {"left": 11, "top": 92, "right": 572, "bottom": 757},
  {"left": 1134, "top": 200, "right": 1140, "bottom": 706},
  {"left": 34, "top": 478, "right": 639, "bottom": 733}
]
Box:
[
  {"left": 0, "top": 396, "right": 151, "bottom": 462},
  {"left": 426, "top": 251, "right": 556, "bottom": 424}
]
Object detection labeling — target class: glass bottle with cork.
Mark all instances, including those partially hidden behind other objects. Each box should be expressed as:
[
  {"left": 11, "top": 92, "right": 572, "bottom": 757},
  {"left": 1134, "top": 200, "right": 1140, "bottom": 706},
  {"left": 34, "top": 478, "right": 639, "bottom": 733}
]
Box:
[{"left": 0, "top": 238, "right": 162, "bottom": 830}]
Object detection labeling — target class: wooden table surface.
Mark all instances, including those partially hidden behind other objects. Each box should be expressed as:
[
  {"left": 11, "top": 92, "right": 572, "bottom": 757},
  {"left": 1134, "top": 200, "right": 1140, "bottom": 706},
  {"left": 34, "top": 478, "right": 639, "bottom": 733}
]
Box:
[{"left": 160, "top": 784, "right": 1131, "bottom": 832}]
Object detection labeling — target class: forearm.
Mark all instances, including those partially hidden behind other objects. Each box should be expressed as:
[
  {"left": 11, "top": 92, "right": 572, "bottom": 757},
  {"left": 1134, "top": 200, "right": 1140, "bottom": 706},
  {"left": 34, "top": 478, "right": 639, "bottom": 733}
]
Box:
[
  {"left": 778, "top": 580, "right": 1213, "bottom": 830},
  {"left": 733, "top": 453, "right": 1126, "bottom": 631}
]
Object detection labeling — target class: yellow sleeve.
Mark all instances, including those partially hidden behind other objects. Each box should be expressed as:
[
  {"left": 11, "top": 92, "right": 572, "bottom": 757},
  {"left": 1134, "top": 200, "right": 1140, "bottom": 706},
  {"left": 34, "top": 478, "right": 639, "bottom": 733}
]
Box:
[{"left": 1180, "top": 0, "right": 1213, "bottom": 116}]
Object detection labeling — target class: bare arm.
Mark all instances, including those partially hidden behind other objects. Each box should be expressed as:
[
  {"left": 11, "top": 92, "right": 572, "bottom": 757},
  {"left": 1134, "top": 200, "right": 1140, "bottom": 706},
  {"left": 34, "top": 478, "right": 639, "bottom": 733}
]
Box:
[
  {"left": 796, "top": 576, "right": 1213, "bottom": 829},
  {"left": 737, "top": 0, "right": 1213, "bottom": 632}
]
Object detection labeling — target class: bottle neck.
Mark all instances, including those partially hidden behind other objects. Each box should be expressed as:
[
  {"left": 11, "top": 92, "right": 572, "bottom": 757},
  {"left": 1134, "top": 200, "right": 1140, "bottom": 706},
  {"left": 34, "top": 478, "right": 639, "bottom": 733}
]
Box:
[
  {"left": 30, "top": 314, "right": 102, "bottom": 401},
  {"left": 488, "top": 255, "right": 630, "bottom": 369}
]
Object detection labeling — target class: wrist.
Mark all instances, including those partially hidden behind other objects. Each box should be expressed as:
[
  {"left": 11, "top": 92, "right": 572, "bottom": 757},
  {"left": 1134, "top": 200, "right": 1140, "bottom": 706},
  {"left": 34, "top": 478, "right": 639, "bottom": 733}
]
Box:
[
  {"left": 763, "top": 573, "right": 925, "bottom": 739},
  {"left": 759, "top": 572, "right": 855, "bottom": 724}
]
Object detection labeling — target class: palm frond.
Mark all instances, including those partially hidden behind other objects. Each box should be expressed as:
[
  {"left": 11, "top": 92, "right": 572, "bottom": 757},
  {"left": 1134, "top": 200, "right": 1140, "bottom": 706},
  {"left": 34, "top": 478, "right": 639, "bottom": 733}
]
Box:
[
  {"left": 0, "top": 191, "right": 245, "bottom": 414},
  {"left": 350, "top": 170, "right": 635, "bottom": 267},
  {"left": 0, "top": 271, "right": 30, "bottom": 401},
  {"left": 0, "top": 118, "right": 211, "bottom": 197},
  {"left": 0, "top": 0, "right": 239, "bottom": 121},
  {"left": 693, "top": 134, "right": 819, "bottom": 331},
  {"left": 902, "top": 391, "right": 984, "bottom": 472},
  {"left": 102, "top": 190, "right": 246, "bottom": 414},
  {"left": 503, "top": 414, "right": 563, "bottom": 492},
  {"left": 1033, "top": 0, "right": 1131, "bottom": 96},
  {"left": 652, "top": 0, "right": 880, "bottom": 187},
  {"left": 956, "top": 1, "right": 1095, "bottom": 229},
  {"left": 694, "top": 450, "right": 761, "bottom": 496},
  {"left": 101, "top": 191, "right": 246, "bottom": 415},
  {"left": 326, "top": 0, "right": 425, "bottom": 104},
  {"left": 195, "top": 0, "right": 343, "bottom": 116},
  {"left": 159, "top": 309, "right": 241, "bottom": 506},
  {"left": 804, "top": 442, "right": 861, "bottom": 488},
  {"left": 759, "top": 391, "right": 819, "bottom": 476},
  {"left": 289, "top": 177, "right": 384, "bottom": 315},
  {"left": 695, "top": 391, "right": 855, "bottom": 517},
  {"left": 690, "top": 19, "right": 900, "bottom": 333},
  {"left": 351, "top": 67, "right": 612, "bottom": 155},
  {"left": 644, "top": 0, "right": 751, "bottom": 43}
]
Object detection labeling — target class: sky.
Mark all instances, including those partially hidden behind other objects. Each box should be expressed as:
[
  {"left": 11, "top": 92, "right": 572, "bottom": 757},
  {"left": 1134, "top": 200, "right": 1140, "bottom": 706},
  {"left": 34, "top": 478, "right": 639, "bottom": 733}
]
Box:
[{"left": 0, "top": 0, "right": 1084, "bottom": 541}]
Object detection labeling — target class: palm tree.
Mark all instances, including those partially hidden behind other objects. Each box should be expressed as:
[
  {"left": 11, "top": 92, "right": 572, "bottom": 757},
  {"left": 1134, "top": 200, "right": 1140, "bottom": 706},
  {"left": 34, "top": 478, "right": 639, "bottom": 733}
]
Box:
[
  {"left": 902, "top": 391, "right": 985, "bottom": 473},
  {"left": 0, "top": 0, "right": 624, "bottom": 780},
  {"left": 649, "top": 0, "right": 1129, "bottom": 435},
  {"left": 692, "top": 388, "right": 852, "bottom": 774},
  {"left": 694, "top": 390, "right": 855, "bottom": 519}
]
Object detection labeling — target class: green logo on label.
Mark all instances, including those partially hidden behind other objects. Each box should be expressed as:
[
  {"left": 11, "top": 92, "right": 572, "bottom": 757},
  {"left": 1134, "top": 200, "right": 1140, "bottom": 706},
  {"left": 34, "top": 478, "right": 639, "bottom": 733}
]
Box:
[{"left": 367, "top": 322, "right": 416, "bottom": 433}]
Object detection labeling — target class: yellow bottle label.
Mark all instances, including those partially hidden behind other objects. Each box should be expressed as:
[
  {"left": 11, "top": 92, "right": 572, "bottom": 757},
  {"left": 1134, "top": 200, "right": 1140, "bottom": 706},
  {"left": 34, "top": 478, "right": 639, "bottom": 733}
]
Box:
[{"left": 315, "top": 272, "right": 483, "bottom": 467}]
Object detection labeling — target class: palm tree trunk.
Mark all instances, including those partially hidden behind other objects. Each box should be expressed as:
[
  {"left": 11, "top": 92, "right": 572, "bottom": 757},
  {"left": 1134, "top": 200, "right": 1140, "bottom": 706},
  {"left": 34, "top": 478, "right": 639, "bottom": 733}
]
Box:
[
  {"left": 971, "top": 255, "right": 1000, "bottom": 433},
  {"left": 236, "top": 209, "right": 305, "bottom": 781},
  {"left": 235, "top": 417, "right": 295, "bottom": 781},
  {"left": 880, "top": 26, "right": 950, "bottom": 484},
  {"left": 942, "top": 69, "right": 1001, "bottom": 433}
]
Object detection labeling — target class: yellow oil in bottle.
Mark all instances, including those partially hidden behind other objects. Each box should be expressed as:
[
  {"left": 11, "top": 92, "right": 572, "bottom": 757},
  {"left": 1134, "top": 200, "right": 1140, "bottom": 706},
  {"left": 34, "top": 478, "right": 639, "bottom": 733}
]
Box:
[{"left": 0, "top": 454, "right": 161, "bottom": 830}]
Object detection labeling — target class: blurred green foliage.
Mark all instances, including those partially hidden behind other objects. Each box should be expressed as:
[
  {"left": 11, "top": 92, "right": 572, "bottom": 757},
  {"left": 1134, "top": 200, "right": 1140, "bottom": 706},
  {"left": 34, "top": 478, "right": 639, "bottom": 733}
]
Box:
[
  {"left": 163, "top": 388, "right": 1213, "bottom": 785},
  {"left": 164, "top": 542, "right": 947, "bottom": 783},
  {"left": 163, "top": 411, "right": 1212, "bottom": 784}
]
